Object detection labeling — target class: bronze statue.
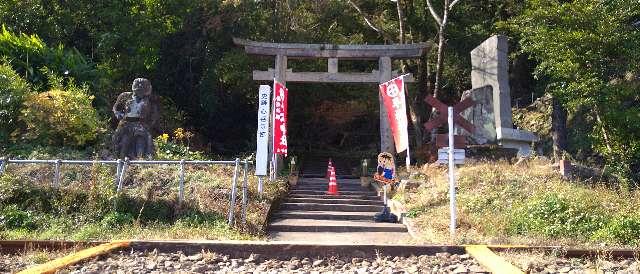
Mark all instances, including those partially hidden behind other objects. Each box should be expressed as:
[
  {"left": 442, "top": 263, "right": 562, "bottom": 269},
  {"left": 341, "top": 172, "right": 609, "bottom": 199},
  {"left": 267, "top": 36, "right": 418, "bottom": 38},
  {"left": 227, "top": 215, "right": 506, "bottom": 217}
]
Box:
[{"left": 112, "top": 78, "right": 160, "bottom": 159}]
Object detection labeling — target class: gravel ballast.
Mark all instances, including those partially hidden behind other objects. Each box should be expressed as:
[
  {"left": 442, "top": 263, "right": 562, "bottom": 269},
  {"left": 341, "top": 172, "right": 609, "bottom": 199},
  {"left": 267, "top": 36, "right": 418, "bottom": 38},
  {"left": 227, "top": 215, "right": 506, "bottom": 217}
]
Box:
[
  {"left": 59, "top": 249, "right": 488, "bottom": 273},
  {"left": 1, "top": 251, "right": 65, "bottom": 273},
  {"left": 501, "top": 251, "right": 640, "bottom": 274}
]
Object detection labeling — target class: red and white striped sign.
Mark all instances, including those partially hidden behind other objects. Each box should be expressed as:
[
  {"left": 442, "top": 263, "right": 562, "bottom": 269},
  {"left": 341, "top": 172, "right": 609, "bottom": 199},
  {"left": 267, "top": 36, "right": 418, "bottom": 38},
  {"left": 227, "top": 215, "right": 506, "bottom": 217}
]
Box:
[
  {"left": 273, "top": 80, "right": 288, "bottom": 155},
  {"left": 379, "top": 76, "right": 409, "bottom": 153}
]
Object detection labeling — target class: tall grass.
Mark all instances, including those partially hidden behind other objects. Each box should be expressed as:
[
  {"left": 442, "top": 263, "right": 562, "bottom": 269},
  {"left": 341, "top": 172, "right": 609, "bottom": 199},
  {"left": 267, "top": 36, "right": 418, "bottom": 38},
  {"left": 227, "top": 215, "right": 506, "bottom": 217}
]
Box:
[{"left": 402, "top": 159, "right": 640, "bottom": 247}]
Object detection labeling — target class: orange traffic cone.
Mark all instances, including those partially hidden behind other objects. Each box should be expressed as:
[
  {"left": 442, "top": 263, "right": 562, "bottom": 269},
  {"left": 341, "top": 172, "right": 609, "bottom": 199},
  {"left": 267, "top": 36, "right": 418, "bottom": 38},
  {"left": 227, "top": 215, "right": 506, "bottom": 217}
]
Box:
[
  {"left": 326, "top": 166, "right": 339, "bottom": 195},
  {"left": 326, "top": 158, "right": 333, "bottom": 179}
]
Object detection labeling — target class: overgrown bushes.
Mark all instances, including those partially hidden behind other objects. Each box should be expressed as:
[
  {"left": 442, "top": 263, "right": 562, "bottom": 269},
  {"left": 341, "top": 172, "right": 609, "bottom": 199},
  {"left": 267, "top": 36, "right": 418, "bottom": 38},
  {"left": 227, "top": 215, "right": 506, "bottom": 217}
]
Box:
[
  {"left": 0, "top": 62, "right": 29, "bottom": 142},
  {"left": 19, "top": 82, "right": 103, "bottom": 146}
]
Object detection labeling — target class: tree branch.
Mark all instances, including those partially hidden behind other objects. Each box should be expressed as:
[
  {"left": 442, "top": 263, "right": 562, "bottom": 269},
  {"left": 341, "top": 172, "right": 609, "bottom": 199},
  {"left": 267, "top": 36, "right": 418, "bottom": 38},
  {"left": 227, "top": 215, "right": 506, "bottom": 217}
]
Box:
[
  {"left": 347, "top": 0, "right": 382, "bottom": 34},
  {"left": 449, "top": 0, "right": 462, "bottom": 10},
  {"left": 425, "top": 0, "right": 442, "bottom": 26}
]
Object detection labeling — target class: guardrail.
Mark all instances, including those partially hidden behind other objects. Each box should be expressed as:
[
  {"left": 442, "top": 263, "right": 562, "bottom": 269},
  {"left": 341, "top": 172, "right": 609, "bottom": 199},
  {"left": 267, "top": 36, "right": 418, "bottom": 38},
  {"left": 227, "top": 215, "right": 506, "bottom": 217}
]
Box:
[{"left": 0, "top": 158, "right": 253, "bottom": 225}]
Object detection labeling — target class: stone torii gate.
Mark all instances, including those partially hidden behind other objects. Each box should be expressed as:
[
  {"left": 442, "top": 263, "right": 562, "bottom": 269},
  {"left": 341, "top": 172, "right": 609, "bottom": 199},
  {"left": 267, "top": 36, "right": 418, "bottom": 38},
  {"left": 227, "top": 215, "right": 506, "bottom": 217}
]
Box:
[{"left": 233, "top": 38, "right": 429, "bottom": 154}]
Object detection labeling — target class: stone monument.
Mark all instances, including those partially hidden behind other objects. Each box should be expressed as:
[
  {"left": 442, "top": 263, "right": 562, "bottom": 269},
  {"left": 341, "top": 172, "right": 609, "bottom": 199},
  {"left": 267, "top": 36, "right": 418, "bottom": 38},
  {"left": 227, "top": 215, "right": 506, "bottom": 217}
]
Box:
[
  {"left": 112, "top": 78, "right": 160, "bottom": 159},
  {"left": 458, "top": 35, "right": 538, "bottom": 156}
]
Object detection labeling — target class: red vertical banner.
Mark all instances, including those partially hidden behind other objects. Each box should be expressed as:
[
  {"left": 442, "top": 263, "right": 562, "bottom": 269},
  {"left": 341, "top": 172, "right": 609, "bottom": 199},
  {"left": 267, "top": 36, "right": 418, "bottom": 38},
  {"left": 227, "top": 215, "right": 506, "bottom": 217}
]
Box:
[
  {"left": 379, "top": 76, "right": 408, "bottom": 153},
  {"left": 273, "top": 80, "right": 288, "bottom": 155}
]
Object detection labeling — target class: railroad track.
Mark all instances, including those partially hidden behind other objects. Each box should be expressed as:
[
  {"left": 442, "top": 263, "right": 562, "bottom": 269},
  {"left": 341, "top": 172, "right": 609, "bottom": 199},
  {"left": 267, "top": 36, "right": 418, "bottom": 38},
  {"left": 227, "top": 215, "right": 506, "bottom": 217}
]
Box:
[{"left": 2, "top": 240, "right": 639, "bottom": 273}]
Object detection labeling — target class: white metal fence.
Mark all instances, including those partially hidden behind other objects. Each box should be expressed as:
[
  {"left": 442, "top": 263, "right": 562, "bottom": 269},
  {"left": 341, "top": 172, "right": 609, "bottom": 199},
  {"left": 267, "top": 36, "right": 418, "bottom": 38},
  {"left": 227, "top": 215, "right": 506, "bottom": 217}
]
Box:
[{"left": 0, "top": 158, "right": 253, "bottom": 225}]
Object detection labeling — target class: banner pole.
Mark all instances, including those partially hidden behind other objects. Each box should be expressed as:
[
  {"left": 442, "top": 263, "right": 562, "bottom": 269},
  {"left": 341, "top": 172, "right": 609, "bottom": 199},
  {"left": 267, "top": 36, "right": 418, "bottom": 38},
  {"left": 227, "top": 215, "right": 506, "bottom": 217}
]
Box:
[
  {"left": 272, "top": 78, "right": 277, "bottom": 180},
  {"left": 402, "top": 75, "right": 410, "bottom": 172}
]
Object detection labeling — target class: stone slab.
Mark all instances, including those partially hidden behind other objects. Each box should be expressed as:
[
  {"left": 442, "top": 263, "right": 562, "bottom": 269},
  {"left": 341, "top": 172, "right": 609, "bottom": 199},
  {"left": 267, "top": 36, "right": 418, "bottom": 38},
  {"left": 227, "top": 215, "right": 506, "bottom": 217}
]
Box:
[
  {"left": 471, "top": 35, "right": 513, "bottom": 130},
  {"left": 280, "top": 202, "right": 383, "bottom": 212},
  {"left": 286, "top": 197, "right": 383, "bottom": 206},
  {"left": 269, "top": 219, "right": 407, "bottom": 233},
  {"left": 268, "top": 232, "right": 413, "bottom": 244},
  {"left": 272, "top": 210, "right": 377, "bottom": 221}
]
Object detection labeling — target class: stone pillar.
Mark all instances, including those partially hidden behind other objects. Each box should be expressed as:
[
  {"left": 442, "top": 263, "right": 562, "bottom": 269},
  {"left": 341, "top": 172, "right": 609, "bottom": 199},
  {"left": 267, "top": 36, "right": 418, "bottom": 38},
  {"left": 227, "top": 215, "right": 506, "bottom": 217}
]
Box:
[
  {"left": 378, "top": 56, "right": 395, "bottom": 154},
  {"left": 470, "top": 35, "right": 513, "bottom": 129}
]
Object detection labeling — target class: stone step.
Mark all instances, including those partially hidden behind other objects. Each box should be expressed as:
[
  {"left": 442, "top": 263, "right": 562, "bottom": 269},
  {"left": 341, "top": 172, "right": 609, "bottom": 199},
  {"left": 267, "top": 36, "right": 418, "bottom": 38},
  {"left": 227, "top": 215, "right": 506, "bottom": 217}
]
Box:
[
  {"left": 289, "top": 190, "right": 377, "bottom": 196},
  {"left": 295, "top": 182, "right": 364, "bottom": 188},
  {"left": 296, "top": 181, "right": 363, "bottom": 185},
  {"left": 293, "top": 185, "right": 368, "bottom": 191},
  {"left": 280, "top": 202, "right": 383, "bottom": 212},
  {"left": 272, "top": 210, "right": 377, "bottom": 221},
  {"left": 269, "top": 219, "right": 407, "bottom": 233},
  {"left": 286, "top": 197, "right": 383, "bottom": 206},
  {"left": 268, "top": 231, "right": 411, "bottom": 244},
  {"left": 289, "top": 194, "right": 380, "bottom": 200}
]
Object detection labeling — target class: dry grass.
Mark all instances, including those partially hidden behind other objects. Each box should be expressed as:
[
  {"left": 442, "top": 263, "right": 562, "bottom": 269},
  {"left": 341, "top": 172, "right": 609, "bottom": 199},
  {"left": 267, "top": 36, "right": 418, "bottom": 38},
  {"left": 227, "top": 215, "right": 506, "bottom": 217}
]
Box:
[
  {"left": 401, "top": 158, "right": 640, "bottom": 246},
  {"left": 0, "top": 162, "right": 288, "bottom": 241}
]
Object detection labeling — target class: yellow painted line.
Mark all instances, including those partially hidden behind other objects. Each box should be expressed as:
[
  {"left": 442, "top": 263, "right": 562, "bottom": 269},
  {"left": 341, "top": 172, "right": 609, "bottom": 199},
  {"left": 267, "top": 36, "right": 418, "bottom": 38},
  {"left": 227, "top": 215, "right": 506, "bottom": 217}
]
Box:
[
  {"left": 465, "top": 245, "right": 524, "bottom": 274},
  {"left": 18, "top": 240, "right": 130, "bottom": 274}
]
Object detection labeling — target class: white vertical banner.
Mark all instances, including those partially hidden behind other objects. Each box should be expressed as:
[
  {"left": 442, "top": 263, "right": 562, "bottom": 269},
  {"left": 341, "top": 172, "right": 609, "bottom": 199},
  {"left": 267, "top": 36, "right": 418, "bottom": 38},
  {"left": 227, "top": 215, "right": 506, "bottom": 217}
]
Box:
[{"left": 255, "top": 85, "right": 271, "bottom": 176}]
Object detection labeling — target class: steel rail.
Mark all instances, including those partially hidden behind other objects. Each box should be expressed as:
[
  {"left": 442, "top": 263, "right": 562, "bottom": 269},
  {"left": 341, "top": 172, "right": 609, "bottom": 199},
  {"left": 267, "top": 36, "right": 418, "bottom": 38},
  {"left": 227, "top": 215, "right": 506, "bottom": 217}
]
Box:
[{"left": 1, "top": 240, "right": 638, "bottom": 259}]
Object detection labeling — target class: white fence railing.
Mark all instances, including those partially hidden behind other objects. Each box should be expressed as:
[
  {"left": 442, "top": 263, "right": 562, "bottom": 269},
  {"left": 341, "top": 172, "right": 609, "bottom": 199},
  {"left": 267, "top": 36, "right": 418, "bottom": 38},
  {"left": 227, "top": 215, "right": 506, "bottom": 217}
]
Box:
[{"left": 0, "top": 158, "right": 253, "bottom": 225}]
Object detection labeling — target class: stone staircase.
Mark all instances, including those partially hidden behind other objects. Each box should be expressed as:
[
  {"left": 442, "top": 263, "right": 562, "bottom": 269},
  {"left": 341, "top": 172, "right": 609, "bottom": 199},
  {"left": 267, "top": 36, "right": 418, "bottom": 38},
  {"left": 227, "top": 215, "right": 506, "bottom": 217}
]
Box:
[{"left": 268, "top": 177, "right": 410, "bottom": 244}]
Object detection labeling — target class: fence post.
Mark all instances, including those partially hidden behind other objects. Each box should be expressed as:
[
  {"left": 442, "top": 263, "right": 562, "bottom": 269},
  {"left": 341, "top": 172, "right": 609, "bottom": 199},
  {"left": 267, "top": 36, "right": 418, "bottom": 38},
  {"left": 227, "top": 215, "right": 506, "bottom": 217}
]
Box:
[
  {"left": 228, "top": 158, "right": 240, "bottom": 225},
  {"left": 115, "top": 159, "right": 122, "bottom": 190},
  {"left": 257, "top": 177, "right": 263, "bottom": 199},
  {"left": 117, "top": 158, "right": 129, "bottom": 192},
  {"left": 178, "top": 159, "right": 185, "bottom": 206},
  {"left": 54, "top": 159, "right": 61, "bottom": 188},
  {"left": 0, "top": 158, "right": 6, "bottom": 175},
  {"left": 241, "top": 160, "right": 249, "bottom": 224}
]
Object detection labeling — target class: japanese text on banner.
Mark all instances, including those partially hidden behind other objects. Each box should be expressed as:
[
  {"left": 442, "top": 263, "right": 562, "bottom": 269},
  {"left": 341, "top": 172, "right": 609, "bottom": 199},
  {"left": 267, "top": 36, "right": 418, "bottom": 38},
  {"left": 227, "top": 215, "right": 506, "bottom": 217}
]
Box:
[
  {"left": 273, "top": 81, "right": 288, "bottom": 155},
  {"left": 379, "top": 76, "right": 408, "bottom": 153},
  {"left": 255, "top": 85, "right": 271, "bottom": 176}
]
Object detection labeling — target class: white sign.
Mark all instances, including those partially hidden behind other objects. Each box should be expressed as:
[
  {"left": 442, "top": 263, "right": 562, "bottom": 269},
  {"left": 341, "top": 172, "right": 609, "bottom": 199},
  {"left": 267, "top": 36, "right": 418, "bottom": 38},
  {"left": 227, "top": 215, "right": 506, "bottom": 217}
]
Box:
[
  {"left": 436, "top": 148, "right": 465, "bottom": 164},
  {"left": 255, "top": 85, "right": 271, "bottom": 176}
]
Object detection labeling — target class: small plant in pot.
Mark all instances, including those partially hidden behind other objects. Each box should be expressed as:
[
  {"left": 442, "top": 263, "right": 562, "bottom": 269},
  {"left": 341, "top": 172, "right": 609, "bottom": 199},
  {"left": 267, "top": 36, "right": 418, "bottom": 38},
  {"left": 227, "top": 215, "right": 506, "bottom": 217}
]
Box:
[{"left": 288, "top": 156, "right": 299, "bottom": 186}]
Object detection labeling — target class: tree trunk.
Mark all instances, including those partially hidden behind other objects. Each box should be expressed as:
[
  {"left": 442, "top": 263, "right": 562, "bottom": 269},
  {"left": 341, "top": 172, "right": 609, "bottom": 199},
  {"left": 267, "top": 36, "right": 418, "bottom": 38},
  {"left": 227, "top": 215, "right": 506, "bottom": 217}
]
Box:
[
  {"left": 552, "top": 97, "right": 568, "bottom": 161},
  {"left": 434, "top": 25, "right": 445, "bottom": 99}
]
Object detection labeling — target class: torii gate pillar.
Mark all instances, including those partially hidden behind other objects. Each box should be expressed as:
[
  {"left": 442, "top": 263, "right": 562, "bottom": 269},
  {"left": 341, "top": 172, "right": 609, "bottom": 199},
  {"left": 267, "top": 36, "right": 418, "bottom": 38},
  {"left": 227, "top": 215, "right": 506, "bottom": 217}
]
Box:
[{"left": 378, "top": 57, "right": 395, "bottom": 154}]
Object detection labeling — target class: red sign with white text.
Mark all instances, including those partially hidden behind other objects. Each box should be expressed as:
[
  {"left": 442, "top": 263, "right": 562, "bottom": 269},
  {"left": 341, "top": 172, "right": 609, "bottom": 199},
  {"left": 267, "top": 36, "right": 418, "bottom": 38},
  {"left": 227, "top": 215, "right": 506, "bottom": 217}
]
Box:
[
  {"left": 273, "top": 81, "right": 288, "bottom": 155},
  {"left": 379, "top": 76, "right": 408, "bottom": 153}
]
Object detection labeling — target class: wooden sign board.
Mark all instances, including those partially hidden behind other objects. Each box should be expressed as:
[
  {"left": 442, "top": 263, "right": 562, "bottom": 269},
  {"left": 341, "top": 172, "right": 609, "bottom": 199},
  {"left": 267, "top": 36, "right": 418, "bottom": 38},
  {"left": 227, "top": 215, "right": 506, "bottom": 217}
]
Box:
[{"left": 435, "top": 134, "right": 466, "bottom": 149}]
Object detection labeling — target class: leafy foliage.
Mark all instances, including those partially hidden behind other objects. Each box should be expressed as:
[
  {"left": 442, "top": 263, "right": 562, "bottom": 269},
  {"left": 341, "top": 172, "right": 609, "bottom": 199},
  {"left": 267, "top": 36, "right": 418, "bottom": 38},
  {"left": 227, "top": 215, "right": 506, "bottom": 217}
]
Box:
[
  {"left": 0, "top": 62, "right": 30, "bottom": 142},
  {"left": 504, "top": 0, "right": 640, "bottom": 183},
  {"left": 19, "top": 76, "right": 103, "bottom": 146},
  {"left": 0, "top": 25, "right": 102, "bottom": 92}
]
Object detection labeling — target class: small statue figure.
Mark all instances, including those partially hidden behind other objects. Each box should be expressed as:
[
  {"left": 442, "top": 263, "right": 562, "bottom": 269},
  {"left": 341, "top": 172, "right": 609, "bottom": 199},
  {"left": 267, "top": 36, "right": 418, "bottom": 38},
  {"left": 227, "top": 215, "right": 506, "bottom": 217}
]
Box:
[
  {"left": 112, "top": 78, "right": 160, "bottom": 159},
  {"left": 374, "top": 152, "right": 398, "bottom": 184},
  {"left": 373, "top": 152, "right": 398, "bottom": 223}
]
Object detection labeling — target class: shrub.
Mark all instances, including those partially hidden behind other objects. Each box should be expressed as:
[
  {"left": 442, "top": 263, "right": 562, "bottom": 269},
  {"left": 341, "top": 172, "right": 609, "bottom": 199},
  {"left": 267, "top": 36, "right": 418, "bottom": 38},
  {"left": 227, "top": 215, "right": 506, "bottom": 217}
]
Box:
[
  {"left": 508, "top": 193, "right": 607, "bottom": 238},
  {"left": 100, "top": 212, "right": 134, "bottom": 229},
  {"left": 0, "top": 204, "right": 38, "bottom": 230},
  {"left": 0, "top": 62, "right": 30, "bottom": 142},
  {"left": 19, "top": 79, "right": 103, "bottom": 146},
  {"left": 592, "top": 215, "right": 640, "bottom": 246},
  {"left": 154, "top": 132, "right": 204, "bottom": 160}
]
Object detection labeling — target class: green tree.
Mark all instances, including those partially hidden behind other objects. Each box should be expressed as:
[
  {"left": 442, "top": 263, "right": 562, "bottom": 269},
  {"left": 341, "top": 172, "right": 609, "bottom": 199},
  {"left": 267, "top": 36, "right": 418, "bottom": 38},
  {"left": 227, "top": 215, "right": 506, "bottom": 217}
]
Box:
[{"left": 505, "top": 0, "right": 640, "bottom": 183}]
